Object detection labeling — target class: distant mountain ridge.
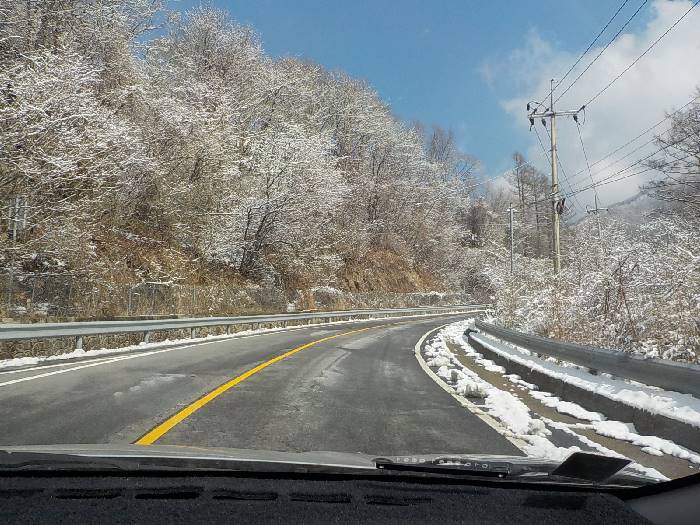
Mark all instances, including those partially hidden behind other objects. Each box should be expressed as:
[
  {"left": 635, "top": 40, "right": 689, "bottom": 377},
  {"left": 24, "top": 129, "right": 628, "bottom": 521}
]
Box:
[{"left": 570, "top": 190, "right": 667, "bottom": 225}]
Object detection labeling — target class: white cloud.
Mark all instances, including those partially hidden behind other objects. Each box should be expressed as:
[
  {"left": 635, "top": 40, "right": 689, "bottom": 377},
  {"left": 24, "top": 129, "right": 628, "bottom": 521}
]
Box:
[{"left": 498, "top": 0, "right": 700, "bottom": 209}]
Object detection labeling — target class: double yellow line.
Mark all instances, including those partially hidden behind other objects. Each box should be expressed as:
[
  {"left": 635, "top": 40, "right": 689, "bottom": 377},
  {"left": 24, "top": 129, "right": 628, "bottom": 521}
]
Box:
[{"left": 135, "top": 326, "right": 374, "bottom": 445}]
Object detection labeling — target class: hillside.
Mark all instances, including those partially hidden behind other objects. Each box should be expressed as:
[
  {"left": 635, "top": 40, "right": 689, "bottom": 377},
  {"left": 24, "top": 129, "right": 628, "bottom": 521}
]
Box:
[{"left": 0, "top": 3, "right": 474, "bottom": 320}]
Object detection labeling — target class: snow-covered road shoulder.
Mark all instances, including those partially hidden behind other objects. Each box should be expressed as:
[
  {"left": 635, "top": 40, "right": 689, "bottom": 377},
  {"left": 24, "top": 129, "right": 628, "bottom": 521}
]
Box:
[
  {"left": 416, "top": 321, "right": 612, "bottom": 467},
  {"left": 415, "top": 319, "right": 700, "bottom": 481},
  {"left": 471, "top": 331, "right": 700, "bottom": 429}
]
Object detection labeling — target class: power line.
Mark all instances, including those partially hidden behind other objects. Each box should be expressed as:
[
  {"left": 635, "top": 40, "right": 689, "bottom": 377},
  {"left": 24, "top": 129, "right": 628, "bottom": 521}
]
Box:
[
  {"left": 583, "top": 0, "right": 700, "bottom": 108},
  {"left": 566, "top": 94, "right": 700, "bottom": 186},
  {"left": 534, "top": 0, "right": 632, "bottom": 107},
  {"left": 568, "top": 149, "right": 696, "bottom": 197},
  {"left": 567, "top": 125, "right": 699, "bottom": 194},
  {"left": 533, "top": 125, "right": 575, "bottom": 206},
  {"left": 574, "top": 121, "right": 599, "bottom": 201},
  {"left": 555, "top": 0, "right": 632, "bottom": 97},
  {"left": 553, "top": 0, "right": 649, "bottom": 105}
]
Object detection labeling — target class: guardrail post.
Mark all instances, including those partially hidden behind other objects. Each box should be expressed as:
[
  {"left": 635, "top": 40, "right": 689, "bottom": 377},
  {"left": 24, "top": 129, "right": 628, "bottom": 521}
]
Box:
[
  {"left": 75, "top": 336, "right": 83, "bottom": 350},
  {"left": 143, "top": 331, "right": 151, "bottom": 344},
  {"left": 226, "top": 325, "right": 232, "bottom": 335},
  {"left": 189, "top": 327, "right": 194, "bottom": 339}
]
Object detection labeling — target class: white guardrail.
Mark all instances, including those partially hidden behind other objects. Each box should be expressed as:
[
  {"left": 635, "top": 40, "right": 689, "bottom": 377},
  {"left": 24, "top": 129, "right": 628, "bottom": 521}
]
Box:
[{"left": 0, "top": 306, "right": 488, "bottom": 349}]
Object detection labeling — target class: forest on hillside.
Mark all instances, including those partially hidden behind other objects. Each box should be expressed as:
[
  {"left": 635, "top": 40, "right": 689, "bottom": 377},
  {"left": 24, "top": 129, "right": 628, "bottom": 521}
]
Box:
[
  {"left": 1, "top": 1, "right": 484, "bottom": 316},
  {"left": 1, "top": 2, "right": 698, "bottom": 362}
]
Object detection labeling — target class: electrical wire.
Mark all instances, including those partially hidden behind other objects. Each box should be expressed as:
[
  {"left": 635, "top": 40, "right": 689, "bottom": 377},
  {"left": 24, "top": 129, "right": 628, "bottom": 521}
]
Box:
[
  {"left": 540, "top": 125, "right": 585, "bottom": 210},
  {"left": 569, "top": 150, "right": 696, "bottom": 196},
  {"left": 553, "top": 0, "right": 649, "bottom": 105},
  {"left": 563, "top": 96, "right": 700, "bottom": 191},
  {"left": 567, "top": 126, "right": 699, "bottom": 194},
  {"left": 575, "top": 120, "right": 600, "bottom": 204},
  {"left": 582, "top": 0, "right": 700, "bottom": 108},
  {"left": 533, "top": 0, "right": 634, "bottom": 108},
  {"left": 535, "top": 0, "right": 632, "bottom": 106}
]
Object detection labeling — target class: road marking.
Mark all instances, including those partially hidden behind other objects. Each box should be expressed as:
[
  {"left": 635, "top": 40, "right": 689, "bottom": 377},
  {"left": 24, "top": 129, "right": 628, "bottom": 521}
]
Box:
[
  {"left": 413, "top": 324, "right": 528, "bottom": 453},
  {"left": 0, "top": 348, "right": 189, "bottom": 388},
  {"left": 134, "top": 326, "right": 375, "bottom": 445}
]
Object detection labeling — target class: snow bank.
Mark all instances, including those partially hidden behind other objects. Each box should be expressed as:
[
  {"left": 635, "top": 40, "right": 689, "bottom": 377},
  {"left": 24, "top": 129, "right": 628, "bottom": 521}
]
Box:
[
  {"left": 543, "top": 417, "right": 668, "bottom": 481},
  {"left": 530, "top": 391, "right": 605, "bottom": 422},
  {"left": 586, "top": 421, "right": 700, "bottom": 465},
  {"left": 422, "top": 320, "right": 580, "bottom": 463},
  {"left": 485, "top": 389, "right": 549, "bottom": 437},
  {"left": 432, "top": 320, "right": 692, "bottom": 478},
  {"left": 504, "top": 374, "right": 538, "bottom": 390},
  {"left": 471, "top": 332, "right": 700, "bottom": 428}
]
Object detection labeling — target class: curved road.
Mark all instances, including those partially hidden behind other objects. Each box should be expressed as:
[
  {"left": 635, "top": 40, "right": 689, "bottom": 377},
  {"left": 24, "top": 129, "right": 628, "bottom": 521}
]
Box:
[{"left": 0, "top": 314, "right": 521, "bottom": 457}]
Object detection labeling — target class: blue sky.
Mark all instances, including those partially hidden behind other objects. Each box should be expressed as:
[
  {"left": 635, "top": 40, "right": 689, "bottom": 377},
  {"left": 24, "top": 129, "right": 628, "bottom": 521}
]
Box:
[{"left": 171, "top": 1, "right": 694, "bottom": 194}]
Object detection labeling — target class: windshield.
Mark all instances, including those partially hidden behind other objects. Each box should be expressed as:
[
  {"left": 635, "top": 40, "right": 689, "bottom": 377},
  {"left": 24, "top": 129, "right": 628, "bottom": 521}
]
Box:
[{"left": 1, "top": 0, "right": 699, "bottom": 488}]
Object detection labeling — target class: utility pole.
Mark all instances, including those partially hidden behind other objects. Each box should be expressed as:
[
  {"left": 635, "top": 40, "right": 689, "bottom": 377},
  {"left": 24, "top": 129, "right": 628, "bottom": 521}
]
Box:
[
  {"left": 527, "top": 80, "right": 582, "bottom": 275},
  {"left": 549, "top": 83, "right": 560, "bottom": 275},
  {"left": 507, "top": 202, "right": 515, "bottom": 274},
  {"left": 4, "top": 196, "right": 27, "bottom": 309},
  {"left": 586, "top": 193, "right": 608, "bottom": 240}
]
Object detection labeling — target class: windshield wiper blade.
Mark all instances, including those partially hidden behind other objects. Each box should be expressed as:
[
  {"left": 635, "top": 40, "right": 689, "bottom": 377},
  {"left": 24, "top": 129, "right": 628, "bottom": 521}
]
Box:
[
  {"left": 374, "top": 452, "right": 640, "bottom": 485},
  {"left": 374, "top": 457, "right": 511, "bottom": 478}
]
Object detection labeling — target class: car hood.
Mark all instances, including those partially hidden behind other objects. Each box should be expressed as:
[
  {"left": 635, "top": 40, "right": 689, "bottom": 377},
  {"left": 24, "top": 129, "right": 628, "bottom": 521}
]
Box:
[
  {"left": 0, "top": 443, "right": 528, "bottom": 469},
  {"left": 0, "top": 444, "right": 658, "bottom": 486}
]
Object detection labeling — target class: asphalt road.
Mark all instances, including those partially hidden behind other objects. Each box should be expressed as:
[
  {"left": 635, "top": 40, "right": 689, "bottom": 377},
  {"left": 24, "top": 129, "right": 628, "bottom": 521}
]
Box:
[{"left": 0, "top": 314, "right": 521, "bottom": 457}]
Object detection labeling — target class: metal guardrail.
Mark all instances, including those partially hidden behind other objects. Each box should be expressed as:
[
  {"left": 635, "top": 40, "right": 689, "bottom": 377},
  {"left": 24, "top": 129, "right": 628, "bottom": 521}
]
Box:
[
  {"left": 0, "top": 306, "right": 486, "bottom": 349},
  {"left": 474, "top": 321, "right": 700, "bottom": 398}
]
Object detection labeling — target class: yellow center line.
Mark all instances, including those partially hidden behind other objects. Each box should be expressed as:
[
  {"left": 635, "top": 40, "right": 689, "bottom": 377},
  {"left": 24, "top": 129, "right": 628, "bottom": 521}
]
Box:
[{"left": 134, "top": 325, "right": 375, "bottom": 445}]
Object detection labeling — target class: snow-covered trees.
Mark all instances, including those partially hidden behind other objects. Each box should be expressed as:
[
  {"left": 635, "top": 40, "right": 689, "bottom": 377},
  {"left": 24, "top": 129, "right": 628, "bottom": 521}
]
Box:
[
  {"left": 471, "top": 211, "right": 700, "bottom": 363},
  {"left": 457, "top": 147, "right": 699, "bottom": 363},
  {"left": 647, "top": 92, "right": 700, "bottom": 214},
  {"left": 1, "top": 2, "right": 479, "bottom": 311}
]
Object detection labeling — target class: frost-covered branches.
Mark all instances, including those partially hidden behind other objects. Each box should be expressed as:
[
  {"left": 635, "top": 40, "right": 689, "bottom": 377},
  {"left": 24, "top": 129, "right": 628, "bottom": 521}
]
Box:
[
  {"left": 647, "top": 92, "right": 700, "bottom": 214},
  {"left": 1, "top": 3, "right": 479, "bottom": 294}
]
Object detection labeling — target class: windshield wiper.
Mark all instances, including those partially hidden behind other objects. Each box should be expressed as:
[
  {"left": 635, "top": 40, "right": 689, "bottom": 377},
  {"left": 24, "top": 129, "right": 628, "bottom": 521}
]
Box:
[
  {"left": 374, "top": 457, "right": 511, "bottom": 478},
  {"left": 375, "top": 452, "right": 636, "bottom": 485}
]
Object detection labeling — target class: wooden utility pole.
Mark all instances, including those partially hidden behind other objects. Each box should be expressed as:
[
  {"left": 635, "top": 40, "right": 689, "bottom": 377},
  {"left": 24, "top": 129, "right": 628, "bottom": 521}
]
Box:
[
  {"left": 507, "top": 202, "right": 515, "bottom": 274},
  {"left": 586, "top": 193, "right": 608, "bottom": 240},
  {"left": 527, "top": 80, "right": 582, "bottom": 274}
]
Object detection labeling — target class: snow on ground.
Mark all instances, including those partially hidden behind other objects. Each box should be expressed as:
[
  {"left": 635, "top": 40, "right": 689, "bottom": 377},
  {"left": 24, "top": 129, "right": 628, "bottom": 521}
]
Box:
[
  {"left": 423, "top": 321, "right": 582, "bottom": 462},
  {"left": 471, "top": 332, "right": 700, "bottom": 428},
  {"left": 504, "top": 374, "right": 538, "bottom": 391},
  {"left": 579, "top": 421, "right": 700, "bottom": 465},
  {"left": 429, "top": 320, "right": 695, "bottom": 479},
  {"left": 543, "top": 417, "right": 668, "bottom": 481},
  {"left": 529, "top": 391, "right": 605, "bottom": 422}
]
